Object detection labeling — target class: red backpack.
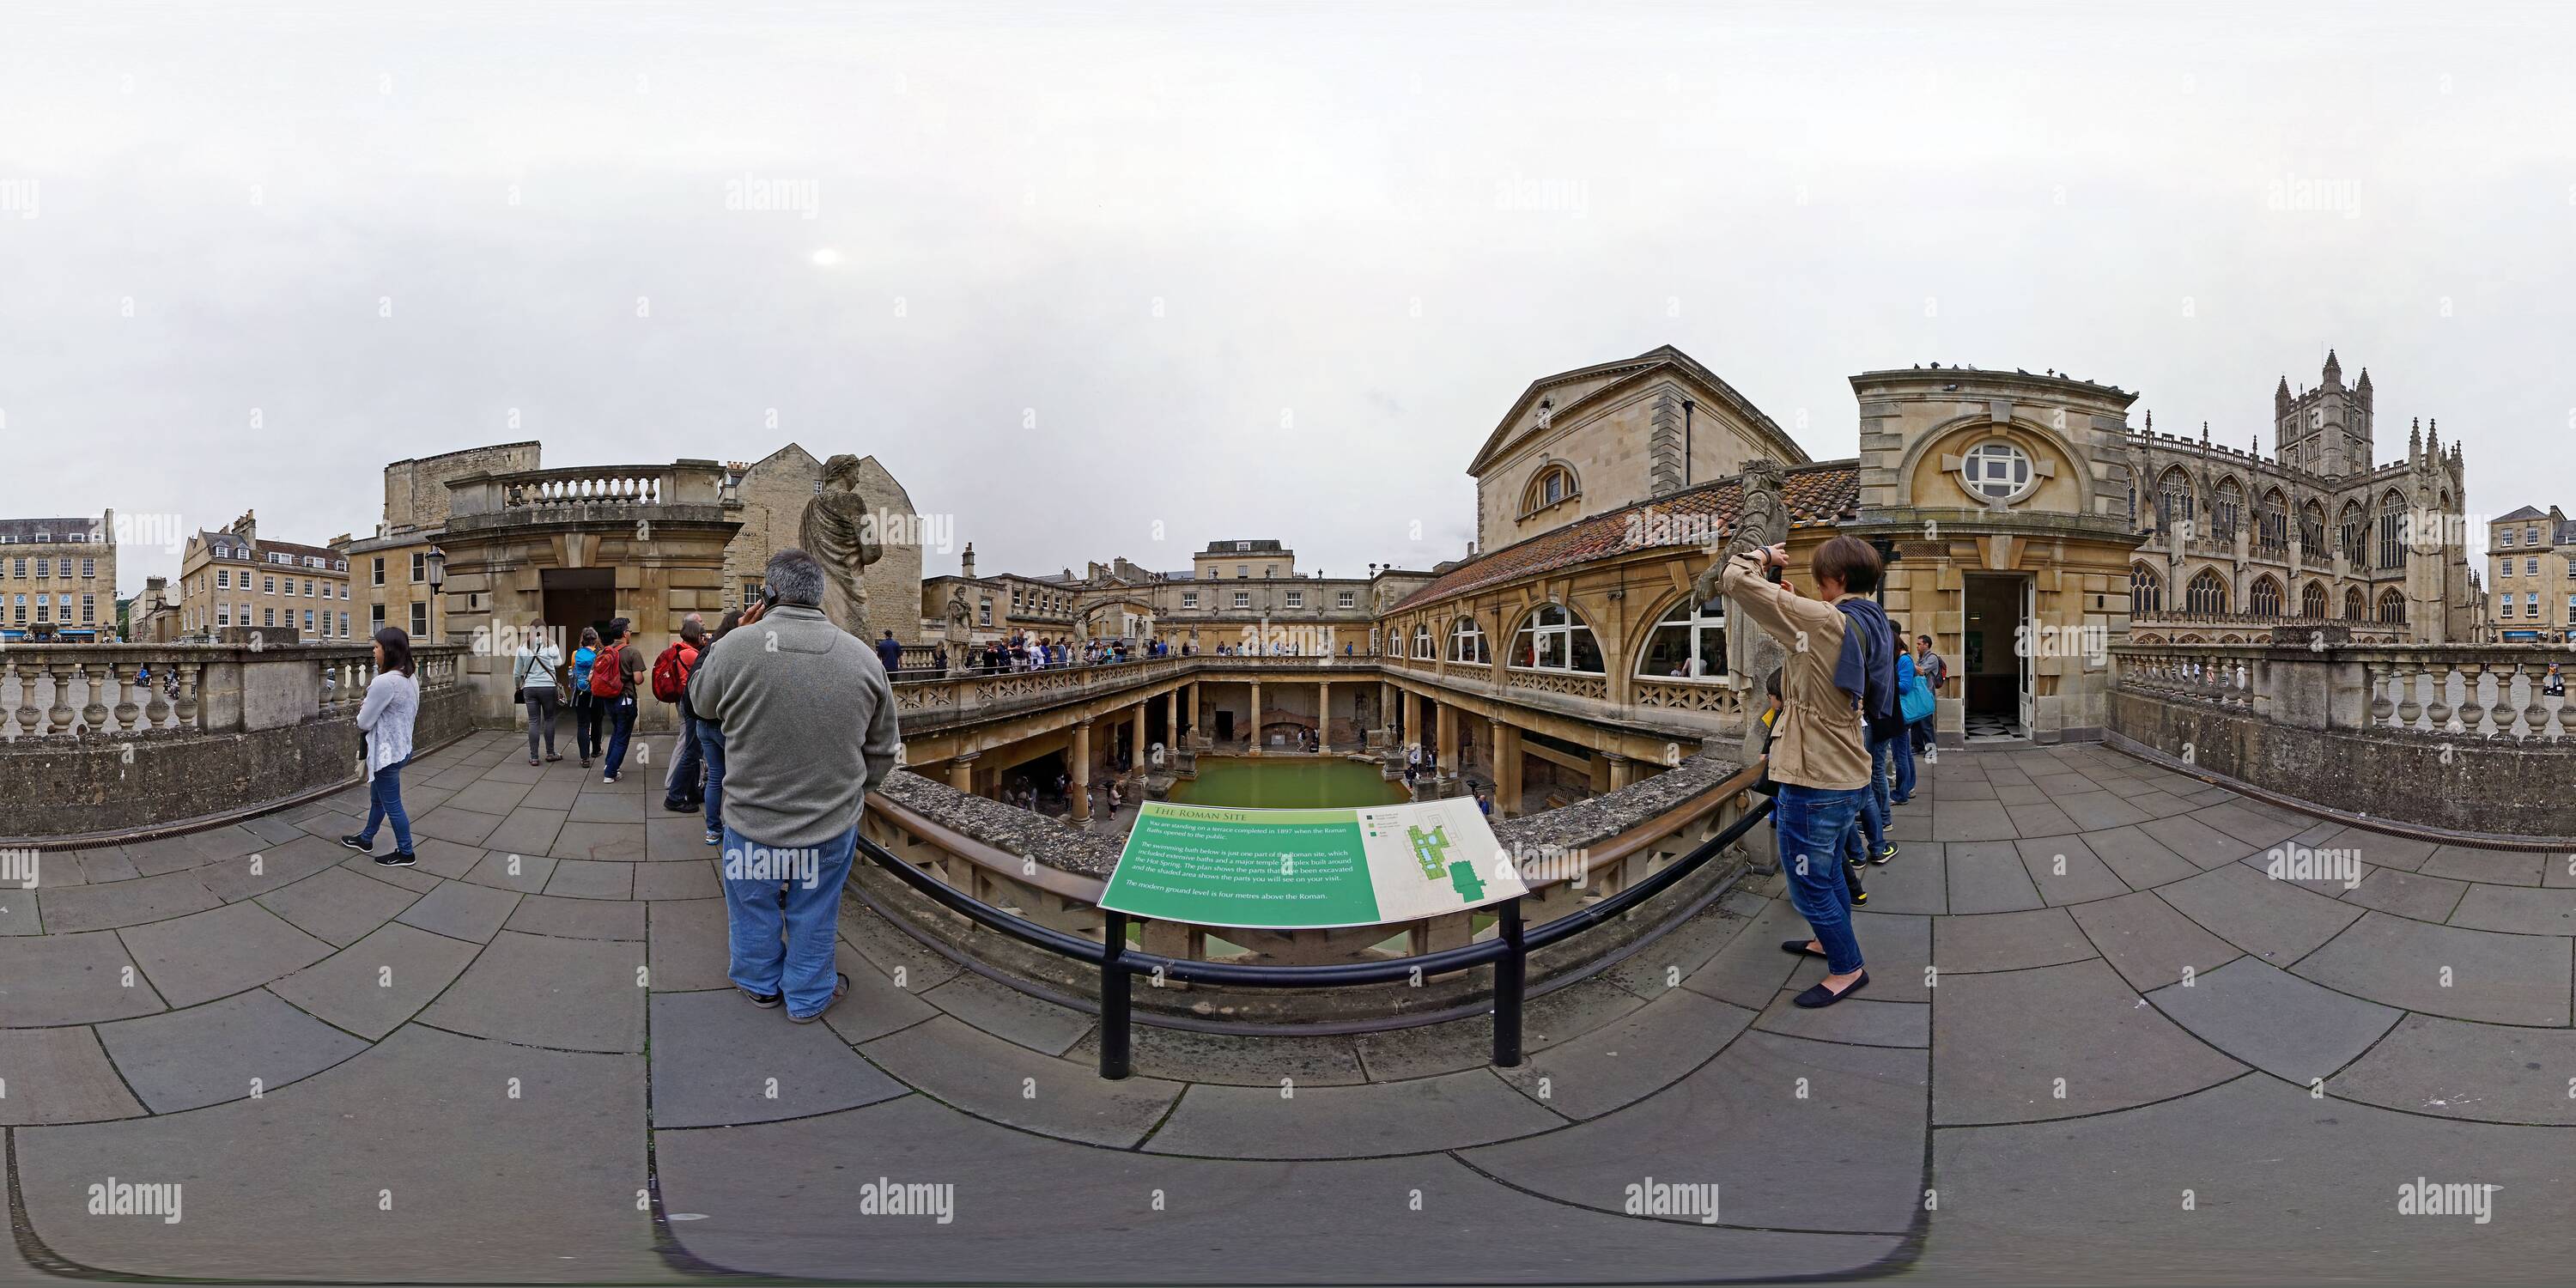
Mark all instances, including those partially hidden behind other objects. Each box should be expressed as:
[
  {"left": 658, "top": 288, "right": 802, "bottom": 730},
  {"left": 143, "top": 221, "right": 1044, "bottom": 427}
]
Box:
[
  {"left": 589, "top": 644, "right": 626, "bottom": 699},
  {"left": 651, "top": 641, "right": 697, "bottom": 703}
]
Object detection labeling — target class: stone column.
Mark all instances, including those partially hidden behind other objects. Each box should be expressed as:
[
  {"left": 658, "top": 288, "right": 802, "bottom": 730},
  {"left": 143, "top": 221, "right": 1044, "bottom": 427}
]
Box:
[
  {"left": 1071, "top": 720, "right": 1092, "bottom": 822},
  {"left": 1317, "top": 679, "right": 1332, "bottom": 750},
  {"left": 1606, "top": 751, "right": 1632, "bottom": 791},
  {"left": 1249, "top": 679, "right": 1262, "bottom": 754},
  {"left": 1133, "top": 702, "right": 1147, "bottom": 771},
  {"left": 948, "top": 751, "right": 979, "bottom": 794},
  {"left": 1493, "top": 722, "right": 1523, "bottom": 816},
  {"left": 1434, "top": 701, "right": 1457, "bottom": 775},
  {"left": 1380, "top": 680, "right": 1394, "bottom": 738}
]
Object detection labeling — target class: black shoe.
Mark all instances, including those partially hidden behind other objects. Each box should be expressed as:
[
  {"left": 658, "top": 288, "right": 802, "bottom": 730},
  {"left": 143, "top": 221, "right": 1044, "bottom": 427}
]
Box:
[
  {"left": 1873, "top": 842, "right": 1899, "bottom": 866},
  {"left": 739, "top": 987, "right": 782, "bottom": 1009},
  {"left": 375, "top": 850, "right": 417, "bottom": 867},
  {"left": 1793, "top": 970, "right": 1868, "bottom": 1008},
  {"left": 663, "top": 798, "right": 696, "bottom": 813},
  {"left": 338, "top": 834, "right": 372, "bottom": 852},
  {"left": 1780, "top": 939, "right": 1828, "bottom": 958}
]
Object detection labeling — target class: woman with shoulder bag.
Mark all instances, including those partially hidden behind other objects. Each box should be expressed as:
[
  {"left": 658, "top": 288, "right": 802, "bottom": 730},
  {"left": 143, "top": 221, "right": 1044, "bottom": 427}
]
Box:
[
  {"left": 569, "top": 627, "right": 602, "bottom": 768},
  {"left": 515, "top": 618, "right": 566, "bottom": 766}
]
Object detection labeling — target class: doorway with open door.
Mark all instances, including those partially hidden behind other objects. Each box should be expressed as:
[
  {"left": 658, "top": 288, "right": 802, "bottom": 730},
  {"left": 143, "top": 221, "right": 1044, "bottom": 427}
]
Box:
[
  {"left": 1959, "top": 573, "right": 2031, "bottom": 742},
  {"left": 540, "top": 568, "right": 620, "bottom": 661}
]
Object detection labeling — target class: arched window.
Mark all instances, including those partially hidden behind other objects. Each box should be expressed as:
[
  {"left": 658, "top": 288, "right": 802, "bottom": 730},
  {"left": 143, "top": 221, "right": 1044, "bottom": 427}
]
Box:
[
  {"left": 1510, "top": 603, "right": 1604, "bottom": 673},
  {"left": 2340, "top": 500, "right": 2368, "bottom": 567},
  {"left": 2131, "top": 564, "right": 2163, "bottom": 616},
  {"left": 2343, "top": 586, "right": 2366, "bottom": 622},
  {"left": 2300, "top": 581, "right": 2328, "bottom": 619},
  {"left": 2249, "top": 575, "right": 2283, "bottom": 617},
  {"left": 2257, "top": 489, "right": 2288, "bottom": 556},
  {"left": 2212, "top": 478, "right": 2245, "bottom": 543},
  {"left": 2377, "top": 491, "right": 2407, "bottom": 568},
  {"left": 1449, "top": 616, "right": 1488, "bottom": 665},
  {"left": 2300, "top": 501, "right": 2328, "bottom": 554},
  {"left": 1412, "top": 623, "right": 1434, "bottom": 659},
  {"left": 2376, "top": 588, "right": 2406, "bottom": 624},
  {"left": 2156, "top": 468, "right": 2196, "bottom": 532},
  {"left": 1959, "top": 440, "right": 2036, "bottom": 503},
  {"left": 1522, "top": 463, "right": 1579, "bottom": 513},
  {"left": 1638, "top": 594, "right": 1727, "bottom": 680},
  {"left": 2185, "top": 568, "right": 2229, "bottom": 616}
]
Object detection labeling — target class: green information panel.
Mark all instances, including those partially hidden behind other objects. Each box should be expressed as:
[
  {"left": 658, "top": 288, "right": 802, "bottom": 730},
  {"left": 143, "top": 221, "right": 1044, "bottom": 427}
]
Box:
[{"left": 1099, "top": 797, "right": 1528, "bottom": 930}]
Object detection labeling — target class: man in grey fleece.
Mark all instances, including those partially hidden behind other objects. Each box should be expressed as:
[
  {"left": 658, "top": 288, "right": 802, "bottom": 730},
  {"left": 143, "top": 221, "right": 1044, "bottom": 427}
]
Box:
[{"left": 689, "top": 548, "right": 903, "bottom": 1022}]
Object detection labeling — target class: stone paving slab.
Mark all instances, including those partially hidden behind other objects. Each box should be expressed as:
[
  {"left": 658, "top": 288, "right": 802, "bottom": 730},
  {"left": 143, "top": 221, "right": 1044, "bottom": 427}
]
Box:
[
  {"left": 2291, "top": 910, "right": 2572, "bottom": 1026},
  {"left": 95, "top": 987, "right": 369, "bottom": 1112},
  {"left": 633, "top": 857, "right": 721, "bottom": 901},
  {"left": 820, "top": 936, "right": 943, "bottom": 1046},
  {"left": 2138, "top": 813, "right": 2257, "bottom": 870},
  {"left": 1934, "top": 906, "right": 2097, "bottom": 974},
  {"left": 2312, "top": 823, "right": 2439, "bottom": 873},
  {"left": 461, "top": 847, "right": 556, "bottom": 893},
  {"left": 1145, "top": 1065, "right": 1564, "bottom": 1159},
  {"left": 481, "top": 805, "right": 568, "bottom": 857},
  {"left": 1945, "top": 840, "right": 2044, "bottom": 914},
  {"left": 2419, "top": 843, "right": 2545, "bottom": 886},
  {"left": 2146, "top": 957, "right": 2401, "bottom": 1084},
  {"left": 1680, "top": 897, "right": 1807, "bottom": 1009},
  {"left": 1496, "top": 985, "right": 1753, "bottom": 1118},
  {"left": 0, "top": 887, "right": 39, "bottom": 935},
  {"left": 268, "top": 920, "right": 483, "bottom": 1040},
  {"left": 254, "top": 861, "right": 421, "bottom": 950},
  {"left": 861, "top": 1014, "right": 1182, "bottom": 1148},
  {"left": 2052, "top": 790, "right": 2154, "bottom": 830},
  {"left": 0, "top": 1024, "right": 148, "bottom": 1124},
  {"left": 410, "top": 805, "right": 506, "bottom": 848},
  {"left": 1353, "top": 974, "right": 1648, "bottom": 1083},
  {"left": 550, "top": 820, "right": 647, "bottom": 861},
  {"left": 838, "top": 902, "right": 966, "bottom": 993},
  {"left": 1923, "top": 1073, "right": 2576, "bottom": 1283},
  {"left": 1932, "top": 799, "right": 2018, "bottom": 841},
  {"left": 39, "top": 870, "right": 219, "bottom": 933},
  {"left": 2340, "top": 867, "right": 2470, "bottom": 923},
  {"left": 1754, "top": 989, "right": 1928, "bottom": 1048},
  {"left": 1856, "top": 841, "right": 1946, "bottom": 914},
  {"left": 506, "top": 891, "right": 647, "bottom": 939},
  {"left": 1933, "top": 958, "right": 2246, "bottom": 1124},
  {"left": 1467, "top": 1029, "right": 1926, "bottom": 1236},
  {"left": 2067, "top": 890, "right": 2240, "bottom": 992},
  {"left": 118, "top": 899, "right": 335, "bottom": 1009},
  {"left": 442, "top": 779, "right": 532, "bottom": 817},
  {"left": 2014, "top": 835, "right": 2129, "bottom": 905},
  {"left": 0, "top": 929, "right": 166, "bottom": 1025},
  {"left": 544, "top": 857, "right": 636, "bottom": 900},
  {"left": 647, "top": 988, "right": 907, "bottom": 1127},
  {"left": 918, "top": 969, "right": 1096, "bottom": 1056},
  {"left": 2444, "top": 883, "right": 2576, "bottom": 936},
  {"left": 421, "top": 930, "right": 646, "bottom": 1053},
  {"left": 2330, "top": 1012, "right": 2576, "bottom": 1126},
  {"left": 74, "top": 847, "right": 139, "bottom": 883},
  {"left": 2190, "top": 799, "right": 2310, "bottom": 848},
  {"left": 2154, "top": 861, "right": 2363, "bottom": 966},
  {"left": 646, "top": 896, "right": 735, "bottom": 992},
  {"left": 1065, "top": 1019, "right": 1369, "bottom": 1088},
  {"left": 656, "top": 1094, "right": 1903, "bottom": 1283},
  {"left": 15, "top": 1024, "right": 660, "bottom": 1281},
  {"left": 393, "top": 878, "right": 522, "bottom": 943}
]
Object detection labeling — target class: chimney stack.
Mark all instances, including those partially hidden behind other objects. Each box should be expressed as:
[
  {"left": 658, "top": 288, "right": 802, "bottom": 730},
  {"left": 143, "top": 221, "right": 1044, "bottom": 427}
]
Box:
[{"left": 959, "top": 543, "right": 976, "bottom": 580}]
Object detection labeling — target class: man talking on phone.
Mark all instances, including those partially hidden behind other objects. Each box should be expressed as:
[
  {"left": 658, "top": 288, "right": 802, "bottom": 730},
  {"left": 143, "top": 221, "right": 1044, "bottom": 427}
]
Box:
[
  {"left": 1720, "top": 536, "right": 1880, "bottom": 1008},
  {"left": 690, "top": 548, "right": 903, "bottom": 1023}
]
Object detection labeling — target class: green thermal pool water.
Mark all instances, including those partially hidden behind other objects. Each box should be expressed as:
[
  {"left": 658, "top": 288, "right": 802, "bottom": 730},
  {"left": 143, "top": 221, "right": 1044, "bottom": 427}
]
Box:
[{"left": 1166, "top": 755, "right": 1412, "bottom": 809}]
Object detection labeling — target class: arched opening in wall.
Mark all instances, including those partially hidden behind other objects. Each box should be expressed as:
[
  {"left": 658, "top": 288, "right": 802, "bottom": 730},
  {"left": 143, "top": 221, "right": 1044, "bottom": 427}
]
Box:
[
  {"left": 2301, "top": 581, "right": 2329, "bottom": 619},
  {"left": 1522, "top": 463, "right": 1580, "bottom": 514},
  {"left": 2131, "top": 563, "right": 2164, "bottom": 615},
  {"left": 2377, "top": 588, "right": 2407, "bottom": 624},
  {"left": 1449, "top": 616, "right": 1489, "bottom": 665},
  {"left": 2344, "top": 586, "right": 2367, "bottom": 622},
  {"left": 2300, "top": 500, "right": 2329, "bottom": 554},
  {"left": 2249, "top": 575, "right": 2284, "bottom": 617},
  {"left": 2377, "top": 491, "right": 2408, "bottom": 568},
  {"left": 2158, "top": 467, "right": 2196, "bottom": 532},
  {"left": 1411, "top": 623, "right": 1434, "bottom": 659},
  {"left": 2186, "top": 568, "right": 2229, "bottom": 615},
  {"left": 1510, "top": 603, "right": 1603, "bottom": 672},
  {"left": 2212, "top": 477, "right": 2245, "bottom": 543},
  {"left": 1638, "top": 593, "right": 1727, "bottom": 680},
  {"left": 2340, "top": 500, "right": 2369, "bottom": 567},
  {"left": 2257, "top": 489, "right": 2289, "bottom": 556}
]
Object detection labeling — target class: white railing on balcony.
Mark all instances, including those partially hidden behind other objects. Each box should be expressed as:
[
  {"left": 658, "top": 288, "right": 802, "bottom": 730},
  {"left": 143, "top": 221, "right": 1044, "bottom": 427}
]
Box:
[
  {"left": 2114, "top": 643, "right": 2575, "bottom": 743},
  {"left": 0, "top": 643, "right": 464, "bottom": 743},
  {"left": 505, "top": 470, "right": 665, "bottom": 507}
]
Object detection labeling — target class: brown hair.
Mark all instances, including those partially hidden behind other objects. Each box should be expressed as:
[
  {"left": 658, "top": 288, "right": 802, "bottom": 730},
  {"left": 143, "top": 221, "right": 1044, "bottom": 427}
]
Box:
[
  {"left": 373, "top": 626, "right": 415, "bottom": 677},
  {"left": 1809, "top": 535, "right": 1883, "bottom": 595}
]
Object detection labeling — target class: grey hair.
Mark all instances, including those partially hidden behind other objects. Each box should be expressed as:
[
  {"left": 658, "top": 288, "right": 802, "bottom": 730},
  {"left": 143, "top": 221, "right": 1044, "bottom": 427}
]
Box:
[{"left": 765, "top": 548, "right": 827, "bottom": 607}]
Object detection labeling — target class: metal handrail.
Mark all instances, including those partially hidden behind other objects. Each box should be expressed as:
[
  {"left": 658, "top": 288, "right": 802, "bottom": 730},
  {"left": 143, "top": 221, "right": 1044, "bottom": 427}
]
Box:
[{"left": 854, "top": 791, "right": 1774, "bottom": 1078}]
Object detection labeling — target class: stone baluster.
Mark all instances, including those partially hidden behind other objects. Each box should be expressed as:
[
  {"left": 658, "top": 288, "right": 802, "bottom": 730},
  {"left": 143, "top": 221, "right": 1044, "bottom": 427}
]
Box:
[
  {"left": 45, "top": 659, "right": 76, "bottom": 733},
  {"left": 144, "top": 658, "right": 172, "bottom": 729},
  {"left": 2423, "top": 658, "right": 2453, "bottom": 732},
  {"left": 1, "top": 656, "right": 22, "bottom": 741},
  {"left": 2517, "top": 662, "right": 2548, "bottom": 741},
  {"left": 177, "top": 662, "right": 203, "bottom": 730},
  {"left": 2366, "top": 659, "right": 2394, "bottom": 727},
  {"left": 2396, "top": 659, "right": 2424, "bottom": 730},
  {"left": 2454, "top": 662, "right": 2486, "bottom": 737},
  {"left": 109, "top": 661, "right": 138, "bottom": 732},
  {"left": 2560, "top": 674, "right": 2576, "bottom": 741},
  {"left": 78, "top": 660, "right": 108, "bottom": 733}
]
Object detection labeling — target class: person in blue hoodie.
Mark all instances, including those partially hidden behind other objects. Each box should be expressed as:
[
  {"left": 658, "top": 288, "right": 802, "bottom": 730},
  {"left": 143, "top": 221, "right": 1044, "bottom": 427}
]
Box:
[{"left": 1832, "top": 586, "right": 1904, "bottom": 871}]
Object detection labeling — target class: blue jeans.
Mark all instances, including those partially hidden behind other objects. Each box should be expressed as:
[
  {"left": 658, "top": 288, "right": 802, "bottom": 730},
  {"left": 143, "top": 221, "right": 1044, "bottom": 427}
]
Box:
[
  {"left": 721, "top": 823, "right": 858, "bottom": 1018},
  {"left": 1882, "top": 730, "right": 1915, "bottom": 803},
  {"left": 1776, "top": 782, "right": 1868, "bottom": 975},
  {"left": 1843, "top": 733, "right": 1893, "bottom": 862},
  {"left": 359, "top": 756, "right": 414, "bottom": 853},
  {"left": 698, "top": 720, "right": 727, "bottom": 834},
  {"left": 603, "top": 697, "right": 637, "bottom": 777},
  {"left": 665, "top": 711, "right": 704, "bottom": 806},
  {"left": 1909, "top": 715, "right": 1935, "bottom": 755}
]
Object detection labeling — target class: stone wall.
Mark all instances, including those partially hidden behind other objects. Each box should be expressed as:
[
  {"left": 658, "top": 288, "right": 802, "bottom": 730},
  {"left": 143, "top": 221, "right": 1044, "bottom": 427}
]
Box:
[{"left": 727, "top": 445, "right": 927, "bottom": 642}]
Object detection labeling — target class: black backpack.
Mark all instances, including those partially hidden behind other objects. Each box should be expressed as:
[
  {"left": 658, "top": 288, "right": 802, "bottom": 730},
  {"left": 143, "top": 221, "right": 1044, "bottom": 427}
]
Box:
[{"left": 1834, "top": 599, "right": 1908, "bottom": 744}]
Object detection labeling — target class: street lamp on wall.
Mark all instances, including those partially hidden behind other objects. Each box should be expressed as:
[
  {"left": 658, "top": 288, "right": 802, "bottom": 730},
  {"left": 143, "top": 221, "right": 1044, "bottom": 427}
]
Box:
[{"left": 424, "top": 546, "right": 447, "bottom": 642}]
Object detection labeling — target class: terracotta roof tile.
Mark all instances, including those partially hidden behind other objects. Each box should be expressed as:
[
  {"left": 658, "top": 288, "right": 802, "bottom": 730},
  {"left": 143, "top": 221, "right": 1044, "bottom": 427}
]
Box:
[{"left": 1391, "top": 463, "right": 1860, "bottom": 611}]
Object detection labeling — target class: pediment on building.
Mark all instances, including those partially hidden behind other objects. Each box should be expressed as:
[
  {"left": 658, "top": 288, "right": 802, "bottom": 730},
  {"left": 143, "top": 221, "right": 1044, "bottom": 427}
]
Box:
[{"left": 1465, "top": 345, "right": 1809, "bottom": 478}]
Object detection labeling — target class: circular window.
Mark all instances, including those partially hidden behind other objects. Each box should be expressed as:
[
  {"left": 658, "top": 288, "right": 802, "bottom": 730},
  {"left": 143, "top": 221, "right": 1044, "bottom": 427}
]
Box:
[{"left": 1959, "top": 440, "right": 2036, "bottom": 504}]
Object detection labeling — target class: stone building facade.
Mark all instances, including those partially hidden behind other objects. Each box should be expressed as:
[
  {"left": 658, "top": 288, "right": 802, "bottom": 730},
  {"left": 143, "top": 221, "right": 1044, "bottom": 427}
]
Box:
[
  {"left": 0, "top": 511, "right": 116, "bottom": 640},
  {"left": 343, "top": 442, "right": 543, "bottom": 643},
  {"left": 2488, "top": 504, "right": 2573, "bottom": 640},
  {"left": 723, "top": 445, "right": 926, "bottom": 642},
  {"left": 178, "top": 510, "right": 354, "bottom": 641}
]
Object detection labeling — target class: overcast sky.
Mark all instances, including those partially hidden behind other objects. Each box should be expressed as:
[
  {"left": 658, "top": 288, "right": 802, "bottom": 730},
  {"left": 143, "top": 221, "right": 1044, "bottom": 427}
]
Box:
[{"left": 7, "top": 1, "right": 2573, "bottom": 598}]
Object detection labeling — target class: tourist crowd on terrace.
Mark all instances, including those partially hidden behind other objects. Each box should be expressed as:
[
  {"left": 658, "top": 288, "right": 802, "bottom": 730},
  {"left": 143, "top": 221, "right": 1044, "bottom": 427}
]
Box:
[{"left": 934, "top": 630, "right": 1363, "bottom": 676}]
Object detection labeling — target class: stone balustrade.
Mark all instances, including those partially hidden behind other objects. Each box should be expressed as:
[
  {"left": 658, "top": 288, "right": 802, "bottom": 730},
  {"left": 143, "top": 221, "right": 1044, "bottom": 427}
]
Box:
[
  {"left": 444, "top": 460, "right": 734, "bottom": 521},
  {"left": 2110, "top": 638, "right": 2576, "bottom": 842},
  {"left": 854, "top": 751, "right": 1765, "bottom": 1024},
  {"left": 2, "top": 642, "right": 471, "bottom": 842}
]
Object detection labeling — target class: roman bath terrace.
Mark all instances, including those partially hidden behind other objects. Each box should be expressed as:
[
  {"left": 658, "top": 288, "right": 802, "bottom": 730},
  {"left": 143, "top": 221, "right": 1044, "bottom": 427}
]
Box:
[{"left": 3, "top": 348, "right": 2573, "bottom": 1285}]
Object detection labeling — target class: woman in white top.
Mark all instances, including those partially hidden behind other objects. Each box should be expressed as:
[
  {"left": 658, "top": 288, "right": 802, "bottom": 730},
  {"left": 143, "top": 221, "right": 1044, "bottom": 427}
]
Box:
[
  {"left": 341, "top": 627, "right": 422, "bottom": 866},
  {"left": 514, "top": 617, "right": 566, "bottom": 766}
]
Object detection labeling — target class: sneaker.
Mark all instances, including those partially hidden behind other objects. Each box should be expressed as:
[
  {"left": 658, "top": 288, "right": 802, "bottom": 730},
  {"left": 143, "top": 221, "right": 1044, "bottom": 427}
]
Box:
[
  {"left": 1873, "top": 842, "right": 1899, "bottom": 866},
  {"left": 738, "top": 987, "right": 782, "bottom": 1009},
  {"left": 338, "top": 834, "right": 372, "bottom": 852},
  {"left": 787, "top": 972, "right": 851, "bottom": 1024},
  {"left": 663, "top": 798, "right": 696, "bottom": 813},
  {"left": 602, "top": 773, "right": 618, "bottom": 784},
  {"left": 704, "top": 829, "right": 722, "bottom": 846},
  {"left": 1850, "top": 885, "right": 1868, "bottom": 905},
  {"left": 375, "top": 850, "right": 417, "bottom": 867}
]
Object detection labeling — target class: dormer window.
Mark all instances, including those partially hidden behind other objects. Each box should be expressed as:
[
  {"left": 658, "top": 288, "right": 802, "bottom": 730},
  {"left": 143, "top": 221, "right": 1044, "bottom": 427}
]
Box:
[{"left": 1522, "top": 462, "right": 1579, "bottom": 514}]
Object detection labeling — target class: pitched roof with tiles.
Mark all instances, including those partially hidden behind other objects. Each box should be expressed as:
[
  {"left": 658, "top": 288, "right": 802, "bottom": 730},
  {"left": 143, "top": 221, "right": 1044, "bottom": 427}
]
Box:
[
  {"left": 2494, "top": 505, "right": 2548, "bottom": 522},
  {"left": 1389, "top": 462, "right": 1861, "bottom": 611}
]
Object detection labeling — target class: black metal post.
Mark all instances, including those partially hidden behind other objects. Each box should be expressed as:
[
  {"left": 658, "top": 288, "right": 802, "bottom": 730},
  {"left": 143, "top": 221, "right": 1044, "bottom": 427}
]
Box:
[
  {"left": 1099, "top": 910, "right": 1133, "bottom": 1080},
  {"left": 1492, "top": 896, "right": 1526, "bottom": 1068}
]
